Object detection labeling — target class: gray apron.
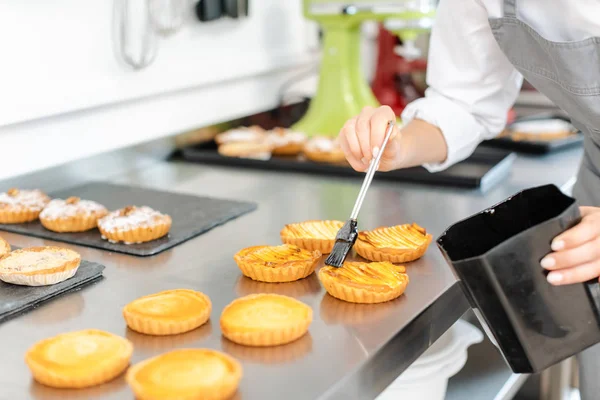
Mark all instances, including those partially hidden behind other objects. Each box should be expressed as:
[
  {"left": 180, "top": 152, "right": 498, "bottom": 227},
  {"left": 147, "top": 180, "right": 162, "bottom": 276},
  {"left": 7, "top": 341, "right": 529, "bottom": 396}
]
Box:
[{"left": 489, "top": 0, "right": 600, "bottom": 397}]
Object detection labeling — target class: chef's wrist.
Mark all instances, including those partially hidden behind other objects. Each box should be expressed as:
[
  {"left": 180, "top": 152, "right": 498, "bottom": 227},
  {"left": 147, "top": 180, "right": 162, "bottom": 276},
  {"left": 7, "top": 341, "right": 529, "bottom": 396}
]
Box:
[{"left": 395, "top": 119, "right": 448, "bottom": 169}]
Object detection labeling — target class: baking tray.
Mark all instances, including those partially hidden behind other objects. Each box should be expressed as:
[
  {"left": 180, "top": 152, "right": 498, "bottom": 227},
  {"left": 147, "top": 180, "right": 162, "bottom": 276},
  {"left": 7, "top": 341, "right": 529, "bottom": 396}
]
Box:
[
  {"left": 0, "top": 182, "right": 257, "bottom": 257},
  {"left": 178, "top": 143, "right": 516, "bottom": 191},
  {"left": 0, "top": 251, "right": 105, "bottom": 324}
]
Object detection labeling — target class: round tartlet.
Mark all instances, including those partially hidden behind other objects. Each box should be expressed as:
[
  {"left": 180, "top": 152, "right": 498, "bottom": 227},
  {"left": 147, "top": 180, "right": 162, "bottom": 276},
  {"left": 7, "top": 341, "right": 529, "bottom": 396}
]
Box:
[
  {"left": 233, "top": 244, "right": 321, "bottom": 283},
  {"left": 0, "top": 246, "right": 81, "bottom": 286},
  {"left": 217, "top": 141, "right": 273, "bottom": 161},
  {"left": 303, "top": 136, "right": 346, "bottom": 164},
  {"left": 215, "top": 125, "right": 266, "bottom": 145},
  {"left": 25, "top": 329, "right": 133, "bottom": 389},
  {"left": 280, "top": 220, "right": 344, "bottom": 254},
  {"left": 98, "top": 206, "right": 172, "bottom": 244},
  {"left": 39, "top": 196, "right": 108, "bottom": 233},
  {"left": 0, "top": 188, "right": 50, "bottom": 224},
  {"left": 123, "top": 289, "right": 212, "bottom": 336},
  {"left": 355, "top": 223, "right": 432, "bottom": 263},
  {"left": 220, "top": 293, "right": 312, "bottom": 347},
  {"left": 266, "top": 127, "right": 307, "bottom": 156},
  {"left": 0, "top": 236, "right": 9, "bottom": 257},
  {"left": 318, "top": 261, "right": 409, "bottom": 304},
  {"left": 126, "top": 348, "right": 242, "bottom": 400}
]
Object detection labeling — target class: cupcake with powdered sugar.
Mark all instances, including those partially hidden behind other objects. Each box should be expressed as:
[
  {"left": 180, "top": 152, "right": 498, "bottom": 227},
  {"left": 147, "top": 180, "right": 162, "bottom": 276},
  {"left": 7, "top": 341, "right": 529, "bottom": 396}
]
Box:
[
  {"left": 40, "top": 197, "right": 108, "bottom": 233},
  {"left": 98, "top": 206, "right": 171, "bottom": 244}
]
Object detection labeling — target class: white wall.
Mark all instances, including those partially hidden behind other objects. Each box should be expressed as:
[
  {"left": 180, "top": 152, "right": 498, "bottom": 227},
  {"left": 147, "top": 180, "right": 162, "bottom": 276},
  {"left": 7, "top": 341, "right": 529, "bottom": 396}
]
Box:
[{"left": 0, "top": 0, "right": 320, "bottom": 180}]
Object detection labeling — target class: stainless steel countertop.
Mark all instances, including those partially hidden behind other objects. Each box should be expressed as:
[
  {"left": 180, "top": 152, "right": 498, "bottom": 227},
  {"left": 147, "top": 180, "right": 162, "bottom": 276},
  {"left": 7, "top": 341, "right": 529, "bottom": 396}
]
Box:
[{"left": 0, "top": 143, "right": 583, "bottom": 400}]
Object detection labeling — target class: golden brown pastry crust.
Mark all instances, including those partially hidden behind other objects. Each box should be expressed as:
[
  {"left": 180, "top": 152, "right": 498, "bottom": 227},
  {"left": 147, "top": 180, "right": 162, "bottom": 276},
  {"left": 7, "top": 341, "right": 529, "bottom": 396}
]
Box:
[
  {"left": 0, "top": 188, "right": 50, "bottom": 224},
  {"left": 355, "top": 223, "right": 432, "bottom": 263},
  {"left": 98, "top": 206, "right": 172, "bottom": 244},
  {"left": 0, "top": 246, "right": 81, "bottom": 286},
  {"left": 217, "top": 141, "right": 273, "bottom": 159},
  {"left": 303, "top": 137, "right": 346, "bottom": 164},
  {"left": 319, "top": 261, "right": 409, "bottom": 304},
  {"left": 25, "top": 329, "right": 133, "bottom": 389},
  {"left": 0, "top": 236, "right": 9, "bottom": 257},
  {"left": 220, "top": 293, "right": 312, "bottom": 347},
  {"left": 280, "top": 220, "right": 344, "bottom": 254},
  {"left": 39, "top": 197, "right": 108, "bottom": 233},
  {"left": 123, "top": 289, "right": 212, "bottom": 336},
  {"left": 267, "top": 128, "right": 307, "bottom": 156},
  {"left": 126, "top": 348, "right": 242, "bottom": 400},
  {"left": 234, "top": 244, "right": 321, "bottom": 283}
]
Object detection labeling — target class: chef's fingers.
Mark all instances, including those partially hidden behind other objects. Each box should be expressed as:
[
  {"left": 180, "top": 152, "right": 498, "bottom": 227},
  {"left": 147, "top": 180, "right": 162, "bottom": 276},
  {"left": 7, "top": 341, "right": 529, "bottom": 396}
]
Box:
[
  {"left": 339, "top": 132, "right": 367, "bottom": 172},
  {"left": 551, "top": 212, "right": 600, "bottom": 251},
  {"left": 355, "top": 106, "right": 377, "bottom": 162},
  {"left": 340, "top": 117, "right": 363, "bottom": 164},
  {"left": 546, "top": 260, "right": 600, "bottom": 286},
  {"left": 542, "top": 237, "right": 600, "bottom": 270},
  {"left": 369, "top": 106, "right": 398, "bottom": 161}
]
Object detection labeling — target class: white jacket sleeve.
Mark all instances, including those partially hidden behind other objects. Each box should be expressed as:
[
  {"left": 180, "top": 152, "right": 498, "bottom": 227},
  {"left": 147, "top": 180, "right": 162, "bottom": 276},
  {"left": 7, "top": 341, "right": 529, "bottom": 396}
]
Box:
[{"left": 401, "top": 0, "right": 523, "bottom": 172}]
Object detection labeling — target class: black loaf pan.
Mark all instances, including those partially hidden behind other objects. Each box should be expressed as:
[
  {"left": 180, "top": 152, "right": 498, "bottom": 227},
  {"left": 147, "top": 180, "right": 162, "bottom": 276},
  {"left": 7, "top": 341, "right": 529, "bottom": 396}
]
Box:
[{"left": 437, "top": 184, "right": 600, "bottom": 373}]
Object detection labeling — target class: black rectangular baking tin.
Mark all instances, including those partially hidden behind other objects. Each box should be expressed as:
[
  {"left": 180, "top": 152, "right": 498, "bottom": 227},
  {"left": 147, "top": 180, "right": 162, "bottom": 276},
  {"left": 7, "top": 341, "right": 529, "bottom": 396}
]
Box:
[
  {"left": 437, "top": 184, "right": 600, "bottom": 373},
  {"left": 0, "top": 182, "right": 257, "bottom": 257}
]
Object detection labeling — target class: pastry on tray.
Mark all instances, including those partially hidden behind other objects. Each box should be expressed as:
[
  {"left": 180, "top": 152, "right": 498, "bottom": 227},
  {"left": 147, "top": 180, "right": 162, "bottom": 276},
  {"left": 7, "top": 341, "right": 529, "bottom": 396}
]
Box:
[
  {"left": 266, "top": 127, "right": 307, "bottom": 156},
  {"left": 220, "top": 293, "right": 312, "bottom": 347},
  {"left": 123, "top": 289, "right": 211, "bottom": 336},
  {"left": 0, "top": 236, "right": 9, "bottom": 257},
  {"left": 0, "top": 188, "right": 50, "bottom": 224},
  {"left": 0, "top": 246, "right": 81, "bottom": 286},
  {"left": 355, "top": 223, "right": 432, "bottom": 263},
  {"left": 303, "top": 136, "right": 346, "bottom": 164},
  {"left": 319, "top": 261, "right": 409, "bottom": 304},
  {"left": 215, "top": 125, "right": 266, "bottom": 145},
  {"left": 25, "top": 329, "right": 133, "bottom": 389},
  {"left": 39, "top": 196, "right": 108, "bottom": 233},
  {"left": 126, "top": 348, "right": 242, "bottom": 400},
  {"left": 217, "top": 141, "right": 273, "bottom": 160},
  {"left": 97, "top": 206, "right": 172, "bottom": 244},
  {"left": 280, "top": 220, "right": 344, "bottom": 254},
  {"left": 233, "top": 244, "right": 321, "bottom": 283}
]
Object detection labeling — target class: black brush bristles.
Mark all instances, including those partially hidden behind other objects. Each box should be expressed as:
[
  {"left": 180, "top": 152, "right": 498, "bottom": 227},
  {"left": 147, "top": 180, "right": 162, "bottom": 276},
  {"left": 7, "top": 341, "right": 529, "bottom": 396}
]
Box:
[{"left": 325, "top": 219, "right": 358, "bottom": 267}]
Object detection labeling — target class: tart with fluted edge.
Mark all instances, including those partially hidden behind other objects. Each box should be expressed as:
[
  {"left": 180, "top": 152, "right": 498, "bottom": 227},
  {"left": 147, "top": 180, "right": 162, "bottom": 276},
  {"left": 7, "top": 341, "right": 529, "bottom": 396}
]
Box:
[
  {"left": 280, "top": 219, "right": 343, "bottom": 254},
  {"left": 123, "top": 289, "right": 211, "bottom": 336},
  {"left": 303, "top": 136, "right": 346, "bottom": 164},
  {"left": 220, "top": 293, "right": 312, "bottom": 347},
  {"left": 319, "top": 261, "right": 409, "bottom": 304},
  {"left": 40, "top": 196, "right": 108, "bottom": 233},
  {"left": 126, "top": 348, "right": 242, "bottom": 400},
  {"left": 217, "top": 141, "right": 273, "bottom": 160},
  {"left": 234, "top": 244, "right": 320, "bottom": 283},
  {"left": 0, "top": 188, "right": 50, "bottom": 224},
  {"left": 0, "top": 246, "right": 81, "bottom": 286},
  {"left": 215, "top": 125, "right": 266, "bottom": 145},
  {"left": 25, "top": 329, "right": 133, "bottom": 389},
  {"left": 0, "top": 236, "right": 9, "bottom": 257},
  {"left": 355, "top": 223, "right": 432, "bottom": 263},
  {"left": 266, "top": 127, "right": 307, "bottom": 156},
  {"left": 98, "top": 206, "right": 171, "bottom": 244}
]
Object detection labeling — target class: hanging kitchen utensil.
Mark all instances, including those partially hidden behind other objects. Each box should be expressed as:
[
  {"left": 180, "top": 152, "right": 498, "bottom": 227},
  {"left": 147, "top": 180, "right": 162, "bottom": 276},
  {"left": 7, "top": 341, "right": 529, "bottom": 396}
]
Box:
[
  {"left": 113, "top": 0, "right": 158, "bottom": 70},
  {"left": 148, "top": 0, "right": 187, "bottom": 35}
]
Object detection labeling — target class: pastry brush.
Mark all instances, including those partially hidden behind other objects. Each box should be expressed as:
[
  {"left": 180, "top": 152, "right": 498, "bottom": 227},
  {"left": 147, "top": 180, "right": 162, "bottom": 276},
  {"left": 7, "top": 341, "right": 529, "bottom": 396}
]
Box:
[{"left": 325, "top": 120, "right": 396, "bottom": 267}]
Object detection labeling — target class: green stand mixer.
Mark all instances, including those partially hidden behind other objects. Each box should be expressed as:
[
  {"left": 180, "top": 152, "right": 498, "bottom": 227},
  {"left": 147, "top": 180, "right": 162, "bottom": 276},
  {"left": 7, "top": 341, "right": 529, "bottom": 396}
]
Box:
[{"left": 293, "top": 0, "right": 437, "bottom": 137}]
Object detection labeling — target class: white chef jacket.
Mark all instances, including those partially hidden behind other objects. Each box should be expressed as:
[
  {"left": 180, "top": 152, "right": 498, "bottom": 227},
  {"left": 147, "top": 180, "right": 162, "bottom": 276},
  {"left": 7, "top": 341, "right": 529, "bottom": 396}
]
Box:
[{"left": 401, "top": 0, "right": 600, "bottom": 172}]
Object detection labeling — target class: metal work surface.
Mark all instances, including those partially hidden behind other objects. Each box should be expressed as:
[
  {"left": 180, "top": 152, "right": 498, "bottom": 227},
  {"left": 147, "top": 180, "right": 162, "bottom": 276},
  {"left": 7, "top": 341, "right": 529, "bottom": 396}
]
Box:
[{"left": 0, "top": 143, "right": 583, "bottom": 400}]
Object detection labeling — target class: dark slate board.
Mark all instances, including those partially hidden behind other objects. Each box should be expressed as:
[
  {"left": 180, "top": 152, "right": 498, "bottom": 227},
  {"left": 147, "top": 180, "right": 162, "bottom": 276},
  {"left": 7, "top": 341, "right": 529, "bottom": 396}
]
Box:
[
  {"left": 0, "top": 182, "right": 257, "bottom": 257},
  {"left": 0, "top": 257, "right": 105, "bottom": 323}
]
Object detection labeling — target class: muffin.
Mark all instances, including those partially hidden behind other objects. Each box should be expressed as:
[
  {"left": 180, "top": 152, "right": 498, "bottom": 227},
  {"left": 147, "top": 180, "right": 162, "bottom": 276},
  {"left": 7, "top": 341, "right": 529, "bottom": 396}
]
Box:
[
  {"left": 98, "top": 206, "right": 172, "bottom": 244},
  {"left": 39, "top": 197, "right": 108, "bottom": 233},
  {"left": 0, "top": 188, "right": 50, "bottom": 224}
]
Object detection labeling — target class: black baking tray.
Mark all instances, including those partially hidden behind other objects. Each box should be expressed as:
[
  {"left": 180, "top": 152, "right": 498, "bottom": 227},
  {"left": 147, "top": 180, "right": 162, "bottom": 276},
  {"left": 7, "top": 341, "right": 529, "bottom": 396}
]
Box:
[
  {"left": 0, "top": 252, "right": 105, "bottom": 324},
  {"left": 0, "top": 182, "right": 257, "bottom": 257},
  {"left": 178, "top": 142, "right": 516, "bottom": 191}
]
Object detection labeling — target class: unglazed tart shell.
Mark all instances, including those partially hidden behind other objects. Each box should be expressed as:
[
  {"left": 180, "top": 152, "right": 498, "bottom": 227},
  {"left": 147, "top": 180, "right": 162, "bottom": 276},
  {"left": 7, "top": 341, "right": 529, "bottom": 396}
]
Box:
[
  {"left": 39, "top": 197, "right": 108, "bottom": 233},
  {"left": 98, "top": 206, "right": 172, "bottom": 244},
  {"left": 0, "top": 236, "right": 9, "bottom": 257},
  {"left": 318, "top": 261, "right": 409, "bottom": 304},
  {"left": 220, "top": 293, "right": 312, "bottom": 347},
  {"left": 126, "top": 348, "right": 242, "bottom": 400},
  {"left": 355, "top": 223, "right": 432, "bottom": 263},
  {"left": 0, "top": 246, "right": 81, "bottom": 286},
  {"left": 123, "top": 289, "right": 212, "bottom": 336},
  {"left": 233, "top": 244, "right": 321, "bottom": 283},
  {"left": 25, "top": 329, "right": 133, "bottom": 389},
  {"left": 0, "top": 188, "right": 50, "bottom": 224},
  {"left": 280, "top": 220, "right": 344, "bottom": 254}
]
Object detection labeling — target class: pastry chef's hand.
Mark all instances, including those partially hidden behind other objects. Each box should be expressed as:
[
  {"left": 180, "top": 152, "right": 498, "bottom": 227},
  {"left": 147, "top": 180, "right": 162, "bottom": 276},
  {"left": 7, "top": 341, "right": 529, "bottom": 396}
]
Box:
[{"left": 542, "top": 207, "right": 600, "bottom": 285}]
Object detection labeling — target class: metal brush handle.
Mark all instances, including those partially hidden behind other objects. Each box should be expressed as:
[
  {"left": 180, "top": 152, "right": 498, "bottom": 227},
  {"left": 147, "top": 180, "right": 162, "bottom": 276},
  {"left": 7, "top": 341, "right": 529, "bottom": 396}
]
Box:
[{"left": 350, "top": 120, "right": 396, "bottom": 220}]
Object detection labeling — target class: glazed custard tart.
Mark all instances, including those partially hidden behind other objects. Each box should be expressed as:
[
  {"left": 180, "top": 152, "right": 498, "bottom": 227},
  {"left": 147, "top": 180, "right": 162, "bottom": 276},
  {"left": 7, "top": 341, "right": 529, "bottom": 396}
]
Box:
[
  {"left": 98, "top": 206, "right": 172, "bottom": 244},
  {"left": 355, "top": 223, "right": 432, "bottom": 263},
  {"left": 127, "top": 349, "right": 242, "bottom": 400},
  {"left": 266, "top": 127, "right": 307, "bottom": 156},
  {"left": 0, "top": 236, "right": 9, "bottom": 257},
  {"left": 25, "top": 329, "right": 133, "bottom": 389},
  {"left": 0, "top": 246, "right": 81, "bottom": 286},
  {"left": 39, "top": 197, "right": 108, "bottom": 233},
  {"left": 280, "top": 220, "right": 344, "bottom": 254},
  {"left": 234, "top": 244, "right": 321, "bottom": 283},
  {"left": 220, "top": 293, "right": 312, "bottom": 347},
  {"left": 123, "top": 289, "right": 212, "bottom": 336},
  {"left": 303, "top": 136, "right": 346, "bottom": 164},
  {"left": 0, "top": 188, "right": 50, "bottom": 224},
  {"left": 319, "top": 261, "right": 409, "bottom": 304}
]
